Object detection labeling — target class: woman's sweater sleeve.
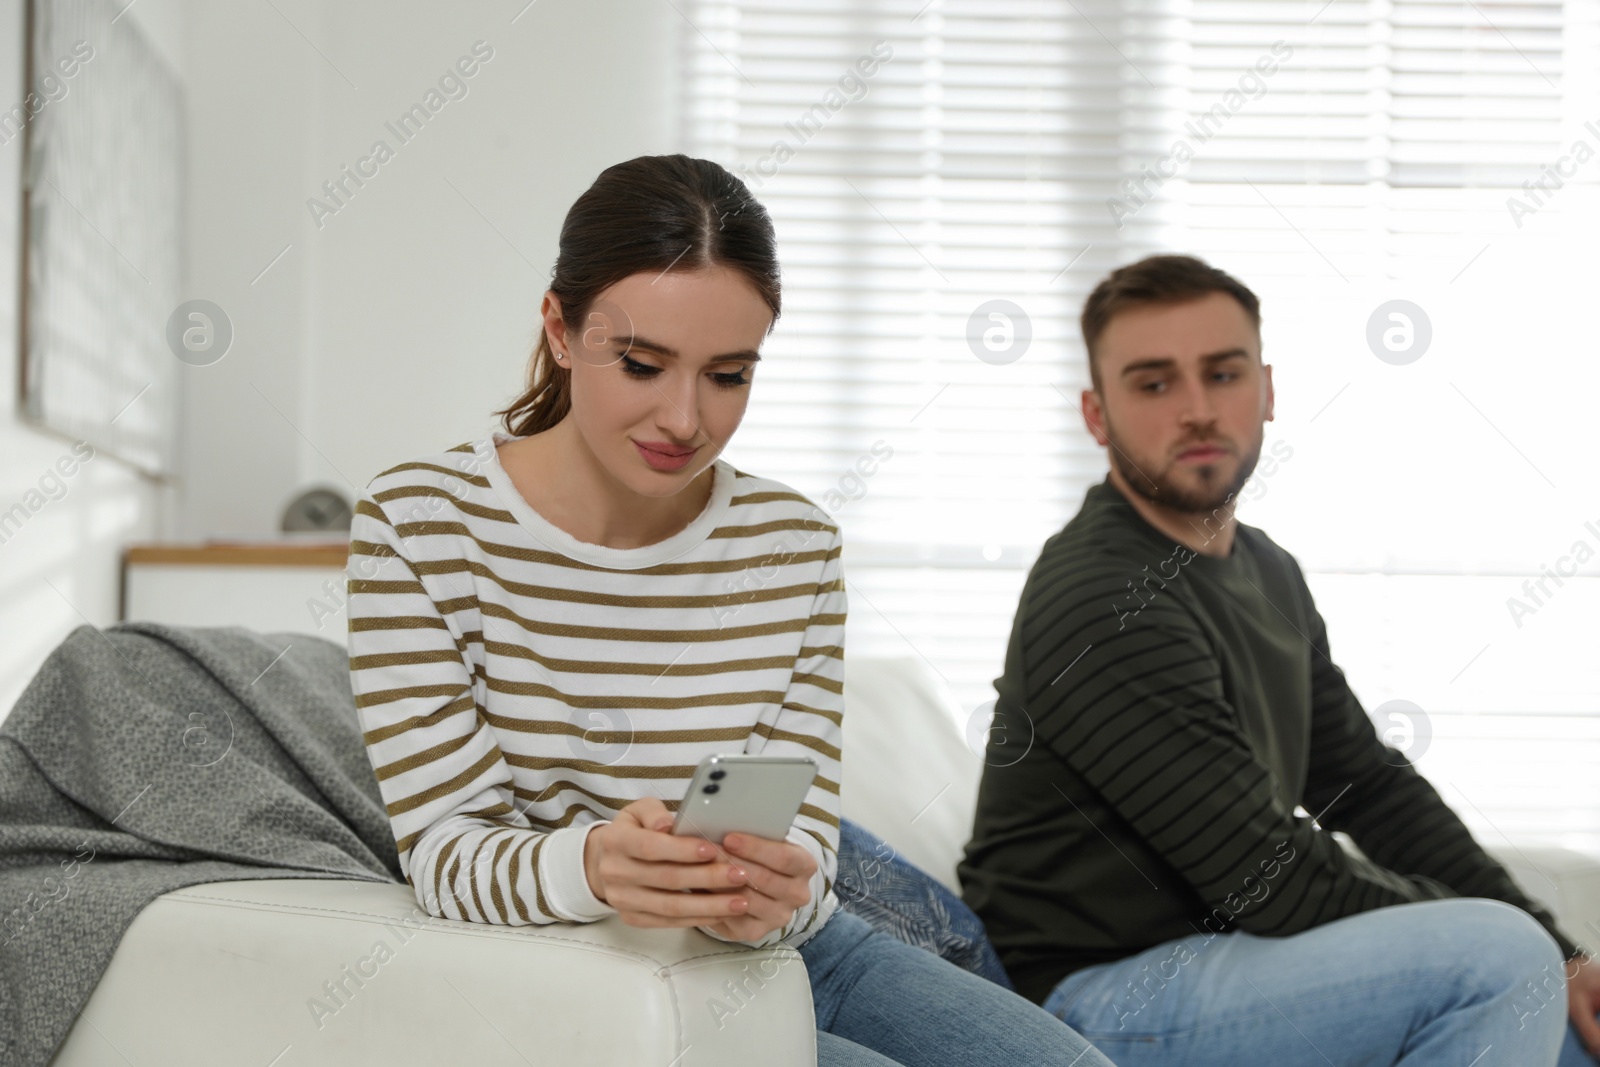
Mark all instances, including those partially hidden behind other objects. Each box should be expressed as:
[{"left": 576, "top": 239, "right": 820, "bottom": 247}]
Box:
[
  {"left": 698, "top": 523, "right": 846, "bottom": 949},
  {"left": 346, "top": 492, "right": 614, "bottom": 926}
]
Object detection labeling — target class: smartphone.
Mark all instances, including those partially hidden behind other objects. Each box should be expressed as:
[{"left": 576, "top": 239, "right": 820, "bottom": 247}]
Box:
[{"left": 671, "top": 753, "right": 817, "bottom": 846}]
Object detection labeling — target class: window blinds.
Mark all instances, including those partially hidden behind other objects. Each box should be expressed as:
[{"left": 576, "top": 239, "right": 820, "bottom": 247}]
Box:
[{"left": 683, "top": 0, "right": 1600, "bottom": 851}]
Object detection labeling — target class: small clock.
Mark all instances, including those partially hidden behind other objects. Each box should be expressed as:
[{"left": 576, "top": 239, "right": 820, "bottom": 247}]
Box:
[{"left": 280, "top": 487, "right": 353, "bottom": 533}]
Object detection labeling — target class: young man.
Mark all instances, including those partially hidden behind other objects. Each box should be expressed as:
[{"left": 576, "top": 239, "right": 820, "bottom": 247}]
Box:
[{"left": 958, "top": 254, "right": 1600, "bottom": 1066}]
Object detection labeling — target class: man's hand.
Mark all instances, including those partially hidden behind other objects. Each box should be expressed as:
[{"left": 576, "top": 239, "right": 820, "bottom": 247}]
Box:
[
  {"left": 699, "top": 831, "right": 817, "bottom": 943},
  {"left": 582, "top": 798, "right": 753, "bottom": 928},
  {"left": 1567, "top": 953, "right": 1600, "bottom": 1059}
]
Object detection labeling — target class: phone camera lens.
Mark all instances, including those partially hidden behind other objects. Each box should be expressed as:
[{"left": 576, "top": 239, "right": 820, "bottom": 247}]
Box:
[
  {"left": 709, "top": 769, "right": 727, "bottom": 781},
  {"left": 703, "top": 783, "right": 720, "bottom": 795}
]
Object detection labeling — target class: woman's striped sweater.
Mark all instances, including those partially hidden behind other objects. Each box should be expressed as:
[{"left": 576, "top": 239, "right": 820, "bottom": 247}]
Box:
[{"left": 343, "top": 431, "right": 844, "bottom": 948}]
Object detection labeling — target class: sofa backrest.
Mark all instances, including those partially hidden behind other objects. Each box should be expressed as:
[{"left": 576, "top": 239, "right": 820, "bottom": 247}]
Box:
[{"left": 840, "top": 656, "right": 984, "bottom": 892}]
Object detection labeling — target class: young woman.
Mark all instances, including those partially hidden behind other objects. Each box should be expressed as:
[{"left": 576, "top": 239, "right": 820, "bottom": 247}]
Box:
[{"left": 344, "top": 153, "right": 1116, "bottom": 1067}]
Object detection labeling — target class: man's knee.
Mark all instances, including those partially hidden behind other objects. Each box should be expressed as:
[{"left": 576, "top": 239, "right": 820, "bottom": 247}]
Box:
[
  {"left": 1456, "top": 899, "right": 1562, "bottom": 970},
  {"left": 1435, "top": 899, "right": 1565, "bottom": 1020}
]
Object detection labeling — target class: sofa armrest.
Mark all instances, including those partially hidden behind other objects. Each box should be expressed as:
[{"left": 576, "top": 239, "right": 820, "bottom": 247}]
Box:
[{"left": 49, "top": 878, "right": 816, "bottom": 1067}]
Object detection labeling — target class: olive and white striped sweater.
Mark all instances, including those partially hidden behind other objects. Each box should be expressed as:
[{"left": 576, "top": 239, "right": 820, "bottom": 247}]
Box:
[{"left": 344, "top": 431, "right": 844, "bottom": 948}]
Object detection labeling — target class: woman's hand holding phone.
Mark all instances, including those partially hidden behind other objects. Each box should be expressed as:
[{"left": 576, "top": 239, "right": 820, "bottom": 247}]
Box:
[
  {"left": 698, "top": 829, "right": 817, "bottom": 942},
  {"left": 582, "top": 796, "right": 816, "bottom": 941},
  {"left": 584, "top": 798, "right": 748, "bottom": 926}
]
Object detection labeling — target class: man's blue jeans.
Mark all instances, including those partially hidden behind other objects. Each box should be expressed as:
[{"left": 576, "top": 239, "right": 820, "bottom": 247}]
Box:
[
  {"left": 1044, "top": 897, "right": 1585, "bottom": 1066},
  {"left": 800, "top": 909, "right": 1116, "bottom": 1066}
]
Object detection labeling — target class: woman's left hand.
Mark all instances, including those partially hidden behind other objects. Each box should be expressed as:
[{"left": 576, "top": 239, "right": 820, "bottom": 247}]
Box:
[{"left": 699, "top": 832, "right": 817, "bottom": 942}]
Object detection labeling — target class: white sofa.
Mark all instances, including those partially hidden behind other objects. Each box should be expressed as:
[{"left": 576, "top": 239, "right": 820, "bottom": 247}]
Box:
[{"left": 47, "top": 656, "right": 1600, "bottom": 1066}]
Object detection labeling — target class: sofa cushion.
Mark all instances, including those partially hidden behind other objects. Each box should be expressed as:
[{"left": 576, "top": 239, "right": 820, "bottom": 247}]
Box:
[{"left": 840, "top": 656, "right": 984, "bottom": 893}]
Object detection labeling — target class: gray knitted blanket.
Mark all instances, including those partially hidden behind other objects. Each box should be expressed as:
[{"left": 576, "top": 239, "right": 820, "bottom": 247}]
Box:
[{"left": 0, "top": 622, "right": 403, "bottom": 1067}]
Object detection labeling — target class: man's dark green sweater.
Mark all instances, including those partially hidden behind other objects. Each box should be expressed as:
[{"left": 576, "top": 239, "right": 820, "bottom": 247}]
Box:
[{"left": 958, "top": 476, "right": 1578, "bottom": 1006}]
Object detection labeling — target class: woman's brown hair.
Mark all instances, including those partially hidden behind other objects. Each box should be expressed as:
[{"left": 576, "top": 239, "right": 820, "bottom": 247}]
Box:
[{"left": 494, "top": 154, "right": 781, "bottom": 437}]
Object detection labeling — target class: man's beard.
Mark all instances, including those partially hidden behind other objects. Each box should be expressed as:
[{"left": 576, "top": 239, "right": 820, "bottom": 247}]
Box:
[{"left": 1105, "top": 422, "right": 1263, "bottom": 516}]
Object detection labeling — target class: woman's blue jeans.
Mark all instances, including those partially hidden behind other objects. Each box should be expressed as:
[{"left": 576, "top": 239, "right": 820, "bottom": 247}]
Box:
[
  {"left": 800, "top": 908, "right": 1116, "bottom": 1066},
  {"left": 1043, "top": 897, "right": 1586, "bottom": 1067}
]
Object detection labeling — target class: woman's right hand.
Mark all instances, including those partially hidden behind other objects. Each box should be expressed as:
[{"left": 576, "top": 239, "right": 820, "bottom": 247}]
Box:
[{"left": 582, "top": 797, "right": 753, "bottom": 927}]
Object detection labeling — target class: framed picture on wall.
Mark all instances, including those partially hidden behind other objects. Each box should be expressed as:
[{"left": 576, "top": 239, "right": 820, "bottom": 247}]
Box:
[{"left": 16, "top": 0, "right": 184, "bottom": 478}]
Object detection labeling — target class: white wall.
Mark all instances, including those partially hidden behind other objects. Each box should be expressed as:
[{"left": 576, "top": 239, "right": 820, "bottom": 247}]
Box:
[
  {"left": 179, "top": 0, "right": 683, "bottom": 540},
  {"left": 2, "top": 0, "right": 682, "bottom": 718},
  {"left": 0, "top": 0, "right": 185, "bottom": 719}
]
